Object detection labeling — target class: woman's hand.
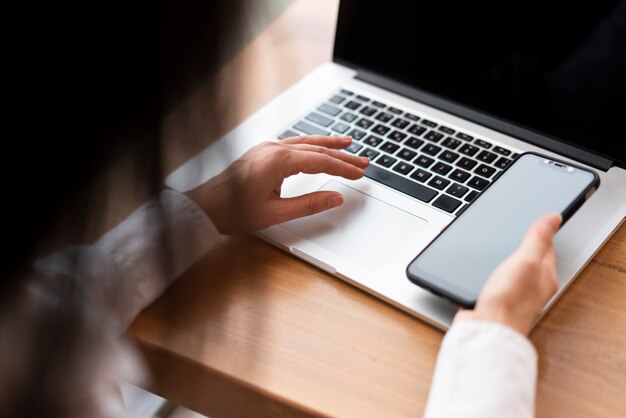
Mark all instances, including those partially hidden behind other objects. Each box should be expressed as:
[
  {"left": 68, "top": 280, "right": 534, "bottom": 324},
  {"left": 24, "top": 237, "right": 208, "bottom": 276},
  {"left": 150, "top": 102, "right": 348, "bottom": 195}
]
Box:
[
  {"left": 453, "top": 214, "right": 562, "bottom": 335},
  {"left": 185, "top": 135, "right": 369, "bottom": 234}
]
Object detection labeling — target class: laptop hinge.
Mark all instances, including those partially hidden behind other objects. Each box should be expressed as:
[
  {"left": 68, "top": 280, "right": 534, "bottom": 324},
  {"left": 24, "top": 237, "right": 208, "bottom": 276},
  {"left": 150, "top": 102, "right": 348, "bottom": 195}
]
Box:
[{"left": 354, "top": 69, "right": 614, "bottom": 172}]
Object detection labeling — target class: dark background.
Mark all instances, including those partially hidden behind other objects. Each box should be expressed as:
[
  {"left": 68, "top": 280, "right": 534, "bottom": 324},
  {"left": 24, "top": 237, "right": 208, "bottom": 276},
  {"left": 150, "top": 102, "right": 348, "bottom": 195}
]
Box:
[{"left": 335, "top": 0, "right": 626, "bottom": 168}]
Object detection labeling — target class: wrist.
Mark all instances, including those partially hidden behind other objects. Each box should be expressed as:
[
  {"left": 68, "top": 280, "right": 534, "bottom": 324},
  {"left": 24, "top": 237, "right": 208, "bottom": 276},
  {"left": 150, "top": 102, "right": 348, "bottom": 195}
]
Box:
[
  {"left": 453, "top": 307, "right": 529, "bottom": 336},
  {"left": 184, "top": 181, "right": 227, "bottom": 234}
]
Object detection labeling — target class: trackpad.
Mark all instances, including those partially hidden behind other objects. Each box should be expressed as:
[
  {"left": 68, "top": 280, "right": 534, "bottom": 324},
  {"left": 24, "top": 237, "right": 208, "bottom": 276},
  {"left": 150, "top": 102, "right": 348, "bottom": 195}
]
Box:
[{"left": 281, "top": 181, "right": 428, "bottom": 271}]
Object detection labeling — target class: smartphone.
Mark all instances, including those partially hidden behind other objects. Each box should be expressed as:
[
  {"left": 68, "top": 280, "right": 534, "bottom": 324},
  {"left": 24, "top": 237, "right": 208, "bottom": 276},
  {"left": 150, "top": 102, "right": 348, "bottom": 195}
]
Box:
[{"left": 406, "top": 152, "right": 600, "bottom": 308}]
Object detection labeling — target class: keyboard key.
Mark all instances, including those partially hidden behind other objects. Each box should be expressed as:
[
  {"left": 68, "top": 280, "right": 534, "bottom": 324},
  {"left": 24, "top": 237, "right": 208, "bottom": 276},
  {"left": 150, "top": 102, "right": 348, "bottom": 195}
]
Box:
[
  {"left": 364, "top": 135, "right": 383, "bottom": 147},
  {"left": 318, "top": 103, "right": 341, "bottom": 116},
  {"left": 511, "top": 153, "right": 520, "bottom": 159},
  {"left": 410, "top": 169, "right": 432, "bottom": 182},
  {"left": 391, "top": 118, "right": 410, "bottom": 129},
  {"left": 371, "top": 100, "right": 386, "bottom": 108},
  {"left": 408, "top": 124, "right": 427, "bottom": 136},
  {"left": 433, "top": 194, "right": 462, "bottom": 213},
  {"left": 421, "top": 119, "right": 437, "bottom": 127},
  {"left": 465, "top": 190, "right": 479, "bottom": 202},
  {"left": 340, "top": 89, "right": 354, "bottom": 96},
  {"left": 495, "top": 156, "right": 512, "bottom": 169},
  {"left": 428, "top": 176, "right": 451, "bottom": 190},
  {"left": 329, "top": 95, "right": 346, "bottom": 104},
  {"left": 372, "top": 124, "right": 390, "bottom": 136},
  {"left": 474, "top": 139, "right": 492, "bottom": 148},
  {"left": 294, "top": 121, "right": 330, "bottom": 136},
  {"left": 380, "top": 141, "right": 400, "bottom": 154},
  {"left": 345, "top": 100, "right": 361, "bottom": 110},
  {"left": 477, "top": 150, "right": 498, "bottom": 164},
  {"left": 278, "top": 130, "right": 298, "bottom": 139},
  {"left": 474, "top": 164, "right": 497, "bottom": 178},
  {"left": 340, "top": 112, "right": 358, "bottom": 122},
  {"left": 438, "top": 125, "right": 455, "bottom": 134},
  {"left": 388, "top": 130, "right": 407, "bottom": 142},
  {"left": 360, "top": 106, "right": 377, "bottom": 116},
  {"left": 432, "top": 162, "right": 453, "bottom": 175},
  {"left": 449, "top": 168, "right": 471, "bottom": 183},
  {"left": 306, "top": 112, "right": 333, "bottom": 127},
  {"left": 356, "top": 94, "right": 370, "bottom": 102},
  {"left": 356, "top": 118, "right": 374, "bottom": 129},
  {"left": 424, "top": 131, "right": 444, "bottom": 142},
  {"left": 331, "top": 122, "right": 350, "bottom": 133},
  {"left": 398, "top": 148, "right": 417, "bottom": 161},
  {"left": 365, "top": 165, "right": 437, "bottom": 203},
  {"left": 388, "top": 106, "right": 403, "bottom": 114},
  {"left": 348, "top": 128, "right": 367, "bottom": 140},
  {"left": 393, "top": 162, "right": 414, "bottom": 175},
  {"left": 446, "top": 183, "right": 469, "bottom": 198},
  {"left": 456, "top": 132, "right": 473, "bottom": 141},
  {"left": 377, "top": 155, "right": 397, "bottom": 167},
  {"left": 456, "top": 157, "right": 477, "bottom": 170},
  {"left": 459, "top": 144, "right": 479, "bottom": 156},
  {"left": 404, "top": 113, "right": 419, "bottom": 121},
  {"left": 345, "top": 142, "right": 363, "bottom": 153},
  {"left": 467, "top": 176, "right": 490, "bottom": 191},
  {"left": 493, "top": 146, "right": 512, "bottom": 156},
  {"left": 415, "top": 155, "right": 435, "bottom": 168},
  {"left": 440, "top": 150, "right": 460, "bottom": 163},
  {"left": 442, "top": 137, "right": 462, "bottom": 150},
  {"left": 360, "top": 148, "right": 380, "bottom": 159},
  {"left": 375, "top": 112, "right": 394, "bottom": 123},
  {"left": 456, "top": 203, "right": 469, "bottom": 215},
  {"left": 405, "top": 137, "right": 424, "bottom": 149},
  {"left": 422, "top": 144, "right": 442, "bottom": 156}
]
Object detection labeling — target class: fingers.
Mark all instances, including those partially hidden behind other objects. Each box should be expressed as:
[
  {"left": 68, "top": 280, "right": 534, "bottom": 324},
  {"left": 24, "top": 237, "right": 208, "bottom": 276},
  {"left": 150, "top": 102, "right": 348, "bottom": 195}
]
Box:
[
  {"left": 281, "top": 135, "right": 354, "bottom": 149},
  {"left": 285, "top": 149, "right": 367, "bottom": 180},
  {"left": 518, "top": 214, "right": 562, "bottom": 261},
  {"left": 271, "top": 191, "right": 344, "bottom": 224},
  {"left": 538, "top": 245, "right": 559, "bottom": 303},
  {"left": 287, "top": 143, "right": 370, "bottom": 168}
]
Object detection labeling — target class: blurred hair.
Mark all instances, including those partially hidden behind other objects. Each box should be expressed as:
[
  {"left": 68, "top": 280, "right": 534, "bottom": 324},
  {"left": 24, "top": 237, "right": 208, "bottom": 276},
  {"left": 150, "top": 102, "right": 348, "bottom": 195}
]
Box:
[
  {"left": 2, "top": 1, "right": 247, "bottom": 416},
  {"left": 2, "top": 0, "right": 245, "bottom": 304}
]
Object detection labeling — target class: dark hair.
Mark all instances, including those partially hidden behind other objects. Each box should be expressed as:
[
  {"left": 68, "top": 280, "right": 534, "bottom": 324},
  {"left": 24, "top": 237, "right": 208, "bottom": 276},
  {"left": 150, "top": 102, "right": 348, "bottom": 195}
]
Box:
[
  {"left": 3, "top": 0, "right": 246, "bottom": 301},
  {"left": 2, "top": 1, "right": 246, "bottom": 416}
]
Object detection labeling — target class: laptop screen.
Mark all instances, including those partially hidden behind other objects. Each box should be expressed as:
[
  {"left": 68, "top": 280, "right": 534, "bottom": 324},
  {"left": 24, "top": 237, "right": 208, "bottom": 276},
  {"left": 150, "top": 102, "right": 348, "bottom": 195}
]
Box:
[{"left": 334, "top": 0, "right": 625, "bottom": 168}]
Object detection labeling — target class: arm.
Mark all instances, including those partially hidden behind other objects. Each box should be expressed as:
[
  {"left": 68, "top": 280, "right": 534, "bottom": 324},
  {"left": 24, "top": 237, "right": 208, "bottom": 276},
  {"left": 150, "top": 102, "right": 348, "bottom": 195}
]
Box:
[
  {"left": 94, "top": 189, "right": 221, "bottom": 328},
  {"left": 5, "top": 135, "right": 365, "bottom": 418},
  {"left": 96, "top": 135, "right": 367, "bottom": 327},
  {"left": 424, "top": 214, "right": 561, "bottom": 418}
]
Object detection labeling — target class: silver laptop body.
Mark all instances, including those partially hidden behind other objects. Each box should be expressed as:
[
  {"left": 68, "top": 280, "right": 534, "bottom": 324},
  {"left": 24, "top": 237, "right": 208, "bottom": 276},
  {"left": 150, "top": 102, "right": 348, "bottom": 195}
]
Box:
[{"left": 166, "top": 1, "right": 626, "bottom": 329}]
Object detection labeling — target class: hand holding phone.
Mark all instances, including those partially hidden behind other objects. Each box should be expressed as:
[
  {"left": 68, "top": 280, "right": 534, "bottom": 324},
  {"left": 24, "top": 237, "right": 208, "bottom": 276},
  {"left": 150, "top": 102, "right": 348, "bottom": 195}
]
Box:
[
  {"left": 406, "top": 152, "right": 600, "bottom": 308},
  {"left": 453, "top": 214, "right": 561, "bottom": 335}
]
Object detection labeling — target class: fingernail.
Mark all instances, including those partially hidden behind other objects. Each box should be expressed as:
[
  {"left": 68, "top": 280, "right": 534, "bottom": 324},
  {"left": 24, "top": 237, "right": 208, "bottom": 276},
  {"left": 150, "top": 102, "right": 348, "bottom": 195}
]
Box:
[
  {"left": 547, "top": 213, "right": 562, "bottom": 231},
  {"left": 329, "top": 194, "right": 344, "bottom": 207},
  {"left": 360, "top": 156, "right": 370, "bottom": 163}
]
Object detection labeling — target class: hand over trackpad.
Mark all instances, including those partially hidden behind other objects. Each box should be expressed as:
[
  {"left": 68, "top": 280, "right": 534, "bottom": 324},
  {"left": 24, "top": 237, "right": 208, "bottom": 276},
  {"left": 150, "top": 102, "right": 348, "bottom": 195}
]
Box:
[{"left": 281, "top": 181, "right": 428, "bottom": 271}]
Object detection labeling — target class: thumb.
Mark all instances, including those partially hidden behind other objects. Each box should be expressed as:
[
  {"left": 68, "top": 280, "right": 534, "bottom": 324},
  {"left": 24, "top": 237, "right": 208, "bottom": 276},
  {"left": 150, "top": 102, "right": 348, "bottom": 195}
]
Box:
[
  {"left": 518, "top": 213, "right": 562, "bottom": 260},
  {"left": 272, "top": 191, "right": 344, "bottom": 224}
]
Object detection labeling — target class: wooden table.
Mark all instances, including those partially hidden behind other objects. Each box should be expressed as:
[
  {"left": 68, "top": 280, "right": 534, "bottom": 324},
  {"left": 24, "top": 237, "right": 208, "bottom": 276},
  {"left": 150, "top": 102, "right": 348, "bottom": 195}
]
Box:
[{"left": 127, "top": 1, "right": 626, "bottom": 416}]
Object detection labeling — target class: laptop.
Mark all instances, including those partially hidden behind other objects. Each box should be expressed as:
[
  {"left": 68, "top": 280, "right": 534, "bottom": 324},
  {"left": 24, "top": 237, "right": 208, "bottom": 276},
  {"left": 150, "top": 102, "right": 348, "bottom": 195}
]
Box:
[{"left": 166, "top": 0, "right": 626, "bottom": 330}]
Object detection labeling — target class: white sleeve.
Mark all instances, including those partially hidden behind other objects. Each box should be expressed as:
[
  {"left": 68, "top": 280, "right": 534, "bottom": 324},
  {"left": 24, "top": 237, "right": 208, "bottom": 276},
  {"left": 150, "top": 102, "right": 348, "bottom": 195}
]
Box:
[
  {"left": 424, "top": 320, "right": 537, "bottom": 418},
  {"left": 96, "top": 189, "right": 220, "bottom": 327}
]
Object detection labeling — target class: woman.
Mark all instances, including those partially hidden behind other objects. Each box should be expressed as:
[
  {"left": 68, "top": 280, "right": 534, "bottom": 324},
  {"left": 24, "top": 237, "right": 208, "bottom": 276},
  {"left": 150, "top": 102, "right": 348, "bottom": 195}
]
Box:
[{"left": 2, "top": 1, "right": 559, "bottom": 417}]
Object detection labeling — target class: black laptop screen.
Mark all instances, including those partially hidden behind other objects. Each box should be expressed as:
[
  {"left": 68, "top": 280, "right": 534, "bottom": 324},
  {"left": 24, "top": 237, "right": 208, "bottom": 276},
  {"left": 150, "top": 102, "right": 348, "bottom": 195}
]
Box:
[{"left": 334, "top": 0, "right": 625, "bottom": 168}]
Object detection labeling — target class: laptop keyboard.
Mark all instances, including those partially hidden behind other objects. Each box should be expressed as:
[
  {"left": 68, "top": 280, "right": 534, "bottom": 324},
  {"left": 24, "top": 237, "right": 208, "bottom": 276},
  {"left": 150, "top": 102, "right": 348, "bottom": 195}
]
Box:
[{"left": 277, "top": 88, "right": 520, "bottom": 216}]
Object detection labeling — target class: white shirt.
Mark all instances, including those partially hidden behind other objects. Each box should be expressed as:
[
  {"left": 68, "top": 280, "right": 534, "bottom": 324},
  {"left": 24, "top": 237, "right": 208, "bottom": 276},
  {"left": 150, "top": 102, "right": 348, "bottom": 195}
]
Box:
[
  {"left": 425, "top": 321, "right": 537, "bottom": 418},
  {"left": 5, "top": 190, "right": 537, "bottom": 417}
]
